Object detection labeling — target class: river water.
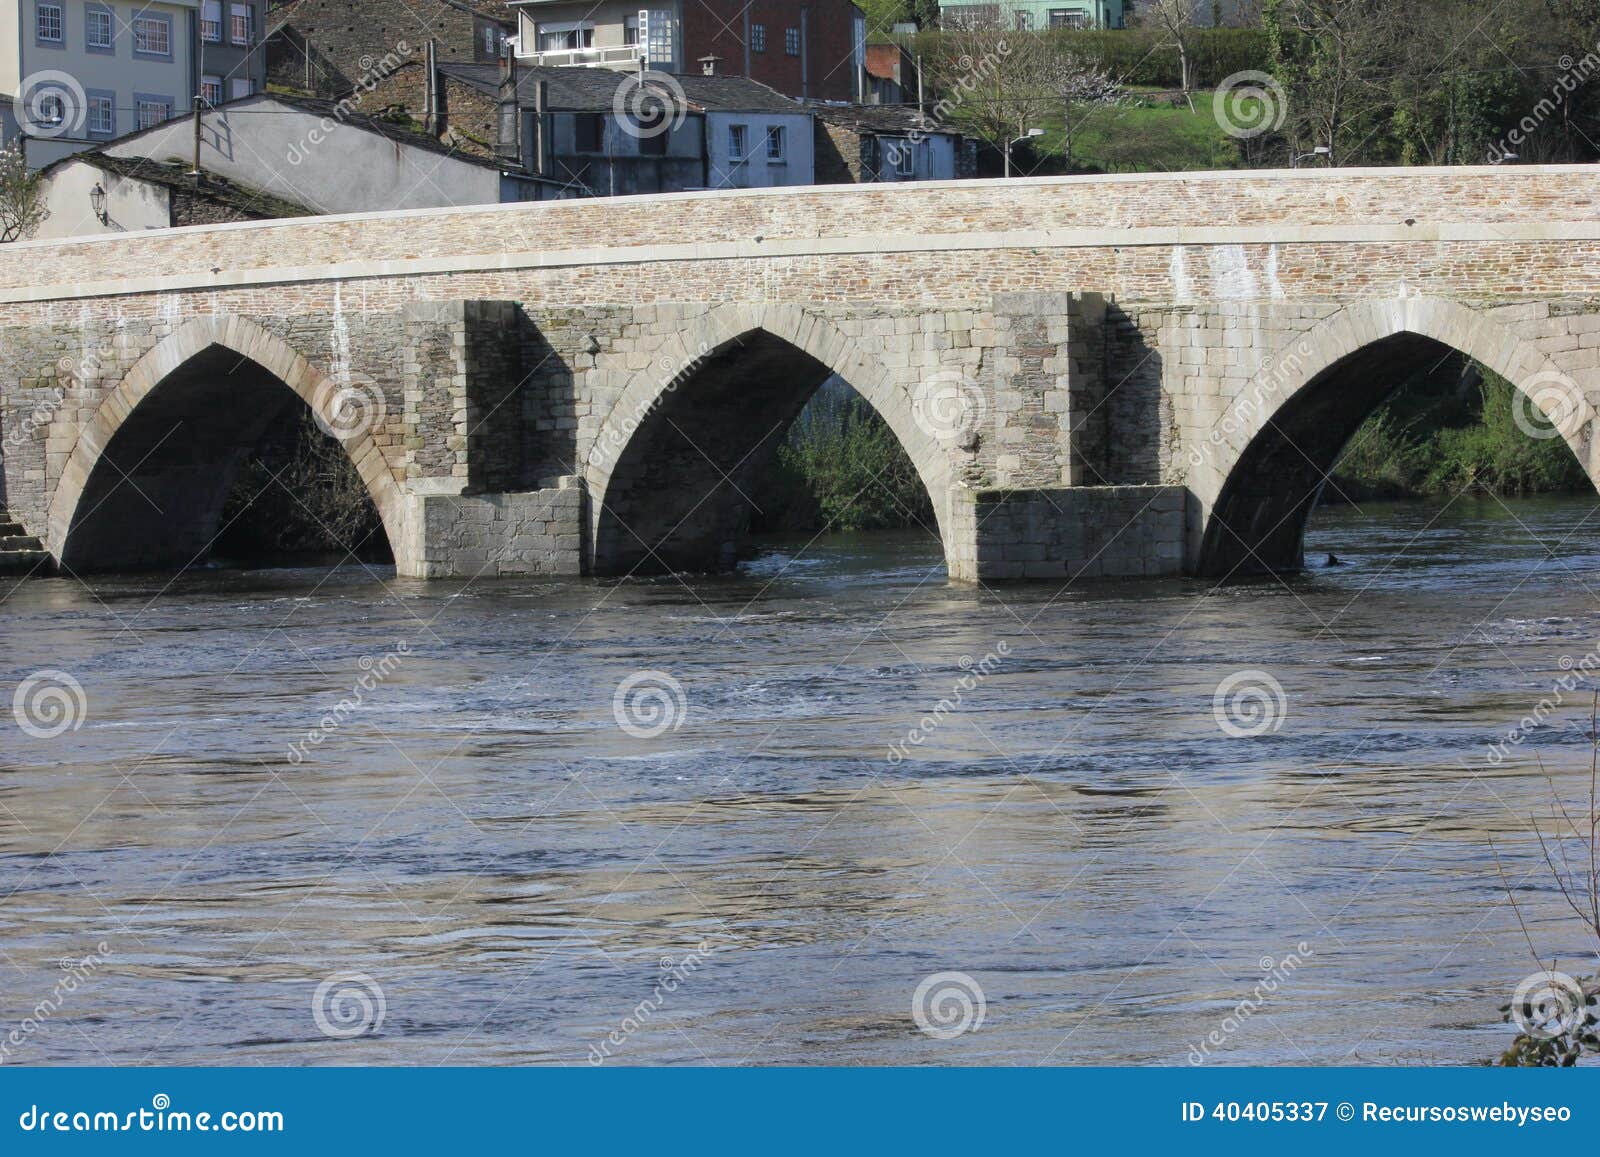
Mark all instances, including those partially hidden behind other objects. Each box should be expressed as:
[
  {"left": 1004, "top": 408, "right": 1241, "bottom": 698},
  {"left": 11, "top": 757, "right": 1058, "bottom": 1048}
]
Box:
[{"left": 3, "top": 494, "right": 1600, "bottom": 1066}]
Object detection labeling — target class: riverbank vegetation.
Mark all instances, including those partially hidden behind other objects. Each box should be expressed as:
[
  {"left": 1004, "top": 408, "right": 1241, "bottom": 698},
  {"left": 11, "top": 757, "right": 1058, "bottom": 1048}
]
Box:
[
  {"left": 1328, "top": 367, "right": 1590, "bottom": 503},
  {"left": 749, "top": 380, "right": 935, "bottom": 537},
  {"left": 215, "top": 409, "right": 389, "bottom": 563}
]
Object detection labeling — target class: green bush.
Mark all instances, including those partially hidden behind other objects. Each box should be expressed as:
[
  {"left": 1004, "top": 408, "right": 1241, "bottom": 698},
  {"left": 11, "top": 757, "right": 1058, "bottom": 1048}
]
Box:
[
  {"left": 750, "top": 386, "right": 934, "bottom": 535},
  {"left": 1330, "top": 367, "right": 1589, "bottom": 501}
]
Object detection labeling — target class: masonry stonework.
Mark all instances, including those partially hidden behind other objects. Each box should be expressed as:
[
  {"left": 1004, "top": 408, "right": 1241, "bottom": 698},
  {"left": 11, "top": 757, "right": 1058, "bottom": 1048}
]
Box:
[{"left": 3, "top": 168, "right": 1599, "bottom": 582}]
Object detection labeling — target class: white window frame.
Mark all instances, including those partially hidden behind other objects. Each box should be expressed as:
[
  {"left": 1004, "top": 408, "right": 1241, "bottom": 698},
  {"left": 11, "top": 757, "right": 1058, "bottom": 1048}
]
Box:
[
  {"left": 86, "top": 6, "right": 114, "bottom": 50},
  {"left": 765, "top": 125, "right": 785, "bottom": 161},
  {"left": 895, "top": 141, "right": 915, "bottom": 177},
  {"left": 230, "top": 3, "right": 253, "bottom": 45},
  {"left": 86, "top": 94, "right": 115, "bottom": 136},
  {"left": 784, "top": 26, "right": 799, "bottom": 56},
  {"left": 201, "top": 0, "right": 222, "bottom": 42},
  {"left": 133, "top": 14, "right": 172, "bottom": 58},
  {"left": 750, "top": 23, "right": 765, "bottom": 53},
  {"left": 136, "top": 98, "right": 172, "bottom": 129},
  {"left": 37, "top": 3, "right": 64, "bottom": 44},
  {"left": 201, "top": 75, "right": 224, "bottom": 105},
  {"left": 728, "top": 123, "right": 747, "bottom": 161}
]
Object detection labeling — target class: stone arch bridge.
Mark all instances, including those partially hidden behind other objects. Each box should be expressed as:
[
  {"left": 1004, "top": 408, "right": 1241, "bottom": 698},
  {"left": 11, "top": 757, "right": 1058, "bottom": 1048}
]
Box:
[{"left": 3, "top": 166, "right": 1600, "bottom": 582}]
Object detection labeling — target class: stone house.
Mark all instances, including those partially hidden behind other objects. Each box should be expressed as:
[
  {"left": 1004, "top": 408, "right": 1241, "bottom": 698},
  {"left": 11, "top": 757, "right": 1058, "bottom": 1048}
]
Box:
[
  {"left": 437, "top": 60, "right": 816, "bottom": 195},
  {"left": 810, "top": 103, "right": 975, "bottom": 183},
  {"left": 264, "top": 0, "right": 514, "bottom": 114}
]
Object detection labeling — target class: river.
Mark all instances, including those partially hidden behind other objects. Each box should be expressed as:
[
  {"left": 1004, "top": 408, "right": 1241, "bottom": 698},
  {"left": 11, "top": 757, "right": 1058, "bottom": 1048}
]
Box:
[{"left": 2, "top": 494, "right": 1599, "bottom": 1066}]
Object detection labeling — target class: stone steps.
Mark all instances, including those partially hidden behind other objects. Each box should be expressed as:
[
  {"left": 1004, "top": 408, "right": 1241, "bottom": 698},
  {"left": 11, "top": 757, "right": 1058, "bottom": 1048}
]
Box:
[{"left": 0, "top": 512, "right": 50, "bottom": 575}]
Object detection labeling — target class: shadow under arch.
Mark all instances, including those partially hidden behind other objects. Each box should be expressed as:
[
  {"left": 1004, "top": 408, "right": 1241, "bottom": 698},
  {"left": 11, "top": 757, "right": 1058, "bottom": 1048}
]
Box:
[
  {"left": 585, "top": 305, "right": 952, "bottom": 576},
  {"left": 48, "top": 316, "right": 408, "bottom": 572},
  {"left": 1195, "top": 298, "right": 1598, "bottom": 577}
]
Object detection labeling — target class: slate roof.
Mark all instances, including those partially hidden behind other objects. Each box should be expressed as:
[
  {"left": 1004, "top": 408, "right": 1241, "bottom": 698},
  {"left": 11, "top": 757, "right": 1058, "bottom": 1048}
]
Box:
[
  {"left": 806, "top": 102, "right": 962, "bottom": 137},
  {"left": 439, "top": 62, "right": 805, "bottom": 114},
  {"left": 50, "top": 153, "right": 318, "bottom": 220}
]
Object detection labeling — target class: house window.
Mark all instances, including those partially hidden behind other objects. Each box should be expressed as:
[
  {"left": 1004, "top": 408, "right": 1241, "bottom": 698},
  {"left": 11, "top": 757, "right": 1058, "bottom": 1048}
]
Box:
[
  {"left": 784, "top": 27, "right": 800, "bottom": 56},
  {"left": 201, "top": 0, "right": 222, "bottom": 41},
  {"left": 87, "top": 6, "right": 113, "bottom": 50},
  {"left": 574, "top": 113, "right": 604, "bottom": 153},
  {"left": 728, "top": 124, "right": 747, "bottom": 160},
  {"left": 37, "top": 3, "right": 64, "bottom": 43},
  {"left": 87, "top": 94, "right": 115, "bottom": 136},
  {"left": 202, "top": 75, "right": 224, "bottom": 105},
  {"left": 230, "top": 3, "right": 253, "bottom": 45},
  {"left": 646, "top": 9, "right": 672, "bottom": 66},
  {"left": 766, "top": 125, "right": 785, "bottom": 161},
  {"left": 751, "top": 23, "right": 765, "bottom": 52},
  {"left": 230, "top": 78, "right": 253, "bottom": 100},
  {"left": 137, "top": 98, "right": 172, "bottom": 129},
  {"left": 35, "top": 93, "right": 64, "bottom": 128},
  {"left": 638, "top": 128, "right": 667, "bottom": 156},
  {"left": 538, "top": 24, "right": 592, "bottom": 51},
  {"left": 893, "top": 140, "right": 915, "bottom": 176},
  {"left": 134, "top": 14, "right": 172, "bottom": 57},
  {"left": 623, "top": 14, "right": 639, "bottom": 45},
  {"left": 1049, "top": 8, "right": 1090, "bottom": 27}
]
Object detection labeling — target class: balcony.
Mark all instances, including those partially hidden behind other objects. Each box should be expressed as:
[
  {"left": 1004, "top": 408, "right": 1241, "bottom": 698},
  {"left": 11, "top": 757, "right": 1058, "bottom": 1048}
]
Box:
[{"left": 513, "top": 42, "right": 645, "bottom": 68}]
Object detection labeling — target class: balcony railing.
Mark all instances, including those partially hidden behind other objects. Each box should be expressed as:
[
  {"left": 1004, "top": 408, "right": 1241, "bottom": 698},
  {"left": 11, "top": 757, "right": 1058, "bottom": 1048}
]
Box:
[{"left": 514, "top": 43, "right": 646, "bottom": 67}]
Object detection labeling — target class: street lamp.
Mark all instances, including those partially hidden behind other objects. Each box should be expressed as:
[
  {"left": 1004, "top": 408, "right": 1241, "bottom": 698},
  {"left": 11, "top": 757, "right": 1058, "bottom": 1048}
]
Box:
[
  {"left": 1005, "top": 127, "right": 1045, "bottom": 178},
  {"left": 1291, "top": 145, "right": 1331, "bottom": 168},
  {"left": 1492, "top": 151, "right": 1520, "bottom": 164}
]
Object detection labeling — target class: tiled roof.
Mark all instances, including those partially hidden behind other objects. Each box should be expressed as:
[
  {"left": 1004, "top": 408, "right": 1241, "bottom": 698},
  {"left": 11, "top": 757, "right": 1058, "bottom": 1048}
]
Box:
[
  {"left": 56, "top": 153, "right": 318, "bottom": 220},
  {"left": 806, "top": 102, "right": 961, "bottom": 136}
]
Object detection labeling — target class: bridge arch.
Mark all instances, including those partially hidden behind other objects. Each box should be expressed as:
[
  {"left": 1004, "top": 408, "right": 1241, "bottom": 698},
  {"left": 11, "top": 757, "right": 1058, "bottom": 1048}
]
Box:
[
  {"left": 48, "top": 316, "right": 408, "bottom": 571},
  {"left": 585, "top": 303, "right": 953, "bottom": 576},
  {"left": 1193, "top": 297, "right": 1599, "bottom": 576}
]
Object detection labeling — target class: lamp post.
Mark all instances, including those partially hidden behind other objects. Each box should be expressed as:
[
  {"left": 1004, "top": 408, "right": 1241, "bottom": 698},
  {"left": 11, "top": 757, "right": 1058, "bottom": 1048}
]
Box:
[
  {"left": 1291, "top": 145, "right": 1331, "bottom": 168},
  {"left": 1005, "top": 127, "right": 1045, "bottom": 178}
]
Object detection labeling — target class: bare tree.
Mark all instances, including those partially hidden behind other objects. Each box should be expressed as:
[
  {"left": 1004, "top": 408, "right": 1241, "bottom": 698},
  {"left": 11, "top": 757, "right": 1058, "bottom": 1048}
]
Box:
[
  {"left": 0, "top": 144, "right": 47, "bottom": 243},
  {"left": 1146, "top": 0, "right": 1197, "bottom": 106}
]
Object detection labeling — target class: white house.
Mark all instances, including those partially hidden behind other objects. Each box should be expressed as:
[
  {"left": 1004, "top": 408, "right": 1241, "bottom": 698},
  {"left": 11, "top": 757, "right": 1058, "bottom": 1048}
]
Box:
[{"left": 0, "top": 0, "right": 202, "bottom": 167}]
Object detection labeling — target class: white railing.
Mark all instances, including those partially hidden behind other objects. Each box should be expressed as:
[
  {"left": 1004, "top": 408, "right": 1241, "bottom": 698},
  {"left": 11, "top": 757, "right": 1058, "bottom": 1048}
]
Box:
[{"left": 515, "top": 44, "right": 645, "bottom": 67}]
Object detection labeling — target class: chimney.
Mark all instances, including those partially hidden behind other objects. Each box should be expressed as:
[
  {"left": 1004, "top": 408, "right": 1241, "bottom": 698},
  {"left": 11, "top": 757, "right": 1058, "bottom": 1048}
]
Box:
[
  {"left": 496, "top": 42, "right": 520, "bottom": 164},
  {"left": 698, "top": 54, "right": 722, "bottom": 76}
]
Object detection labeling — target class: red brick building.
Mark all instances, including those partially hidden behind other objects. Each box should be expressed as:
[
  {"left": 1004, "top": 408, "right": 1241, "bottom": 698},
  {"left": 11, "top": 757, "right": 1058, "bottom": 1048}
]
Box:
[{"left": 509, "top": 1, "right": 867, "bottom": 102}]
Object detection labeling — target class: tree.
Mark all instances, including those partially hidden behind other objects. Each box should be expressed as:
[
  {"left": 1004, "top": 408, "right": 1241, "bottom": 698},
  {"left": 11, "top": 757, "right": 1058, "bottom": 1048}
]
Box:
[
  {"left": 0, "top": 144, "right": 46, "bottom": 243},
  {"left": 1146, "top": 0, "right": 1197, "bottom": 101},
  {"left": 924, "top": 16, "right": 1121, "bottom": 172},
  {"left": 1263, "top": 0, "right": 1406, "bottom": 165}
]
